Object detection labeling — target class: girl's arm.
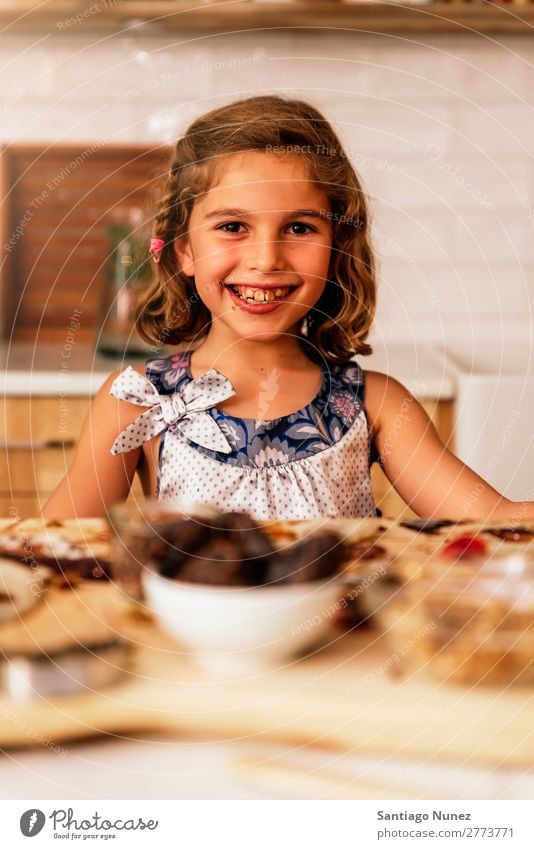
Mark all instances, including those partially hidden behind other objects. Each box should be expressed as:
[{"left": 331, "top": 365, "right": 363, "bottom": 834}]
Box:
[
  {"left": 365, "top": 370, "right": 534, "bottom": 522},
  {"left": 41, "top": 371, "right": 143, "bottom": 520}
]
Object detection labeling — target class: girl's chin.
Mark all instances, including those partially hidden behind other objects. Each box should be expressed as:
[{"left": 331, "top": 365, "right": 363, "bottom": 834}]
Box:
[
  {"left": 220, "top": 321, "right": 302, "bottom": 345},
  {"left": 231, "top": 328, "right": 291, "bottom": 344}
]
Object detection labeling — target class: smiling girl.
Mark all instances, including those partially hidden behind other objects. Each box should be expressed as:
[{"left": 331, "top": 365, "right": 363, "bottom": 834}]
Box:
[{"left": 43, "top": 95, "right": 534, "bottom": 521}]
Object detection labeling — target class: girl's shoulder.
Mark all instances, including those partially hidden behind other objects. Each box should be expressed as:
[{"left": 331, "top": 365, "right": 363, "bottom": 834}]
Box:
[
  {"left": 363, "top": 369, "right": 410, "bottom": 398},
  {"left": 363, "top": 369, "right": 419, "bottom": 433}
]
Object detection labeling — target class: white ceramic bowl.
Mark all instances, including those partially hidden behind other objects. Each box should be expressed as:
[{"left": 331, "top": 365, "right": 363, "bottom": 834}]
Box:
[{"left": 142, "top": 568, "right": 345, "bottom": 673}]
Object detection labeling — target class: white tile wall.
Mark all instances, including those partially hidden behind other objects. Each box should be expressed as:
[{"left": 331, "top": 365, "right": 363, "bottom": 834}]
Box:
[{"left": 1, "top": 29, "right": 533, "bottom": 345}]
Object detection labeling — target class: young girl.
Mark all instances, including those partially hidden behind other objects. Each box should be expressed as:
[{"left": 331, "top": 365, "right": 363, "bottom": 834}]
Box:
[{"left": 43, "top": 95, "right": 534, "bottom": 522}]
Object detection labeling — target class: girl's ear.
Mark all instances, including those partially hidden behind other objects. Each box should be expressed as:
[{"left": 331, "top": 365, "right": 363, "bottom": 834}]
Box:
[{"left": 174, "top": 235, "right": 195, "bottom": 277}]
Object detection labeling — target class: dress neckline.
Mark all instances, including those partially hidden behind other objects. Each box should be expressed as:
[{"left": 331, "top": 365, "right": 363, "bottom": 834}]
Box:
[{"left": 183, "top": 350, "right": 329, "bottom": 424}]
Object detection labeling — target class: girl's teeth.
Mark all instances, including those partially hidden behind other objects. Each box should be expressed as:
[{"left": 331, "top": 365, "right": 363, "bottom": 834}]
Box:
[{"left": 232, "top": 286, "right": 290, "bottom": 302}]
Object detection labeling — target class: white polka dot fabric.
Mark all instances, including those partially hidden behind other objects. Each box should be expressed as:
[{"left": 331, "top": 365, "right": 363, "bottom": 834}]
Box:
[
  {"left": 110, "top": 365, "right": 377, "bottom": 521},
  {"left": 109, "top": 365, "right": 237, "bottom": 455},
  {"left": 157, "top": 408, "right": 376, "bottom": 520}
]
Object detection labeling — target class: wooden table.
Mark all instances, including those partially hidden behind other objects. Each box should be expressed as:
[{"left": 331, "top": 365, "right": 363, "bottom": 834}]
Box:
[{"left": 0, "top": 515, "right": 533, "bottom": 799}]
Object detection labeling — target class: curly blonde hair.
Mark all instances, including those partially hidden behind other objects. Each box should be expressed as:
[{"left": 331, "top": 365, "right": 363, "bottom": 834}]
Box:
[{"left": 136, "top": 94, "right": 376, "bottom": 363}]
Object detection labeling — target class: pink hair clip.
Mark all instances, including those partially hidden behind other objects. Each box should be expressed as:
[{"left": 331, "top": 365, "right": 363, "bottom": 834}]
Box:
[{"left": 149, "top": 237, "right": 165, "bottom": 263}]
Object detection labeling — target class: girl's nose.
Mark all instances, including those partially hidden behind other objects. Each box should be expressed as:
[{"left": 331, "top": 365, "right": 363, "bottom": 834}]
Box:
[{"left": 245, "top": 238, "right": 286, "bottom": 272}]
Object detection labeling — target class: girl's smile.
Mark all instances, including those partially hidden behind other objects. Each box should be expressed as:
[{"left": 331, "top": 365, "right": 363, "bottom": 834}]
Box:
[
  {"left": 174, "top": 151, "right": 334, "bottom": 345},
  {"left": 224, "top": 282, "right": 299, "bottom": 313}
]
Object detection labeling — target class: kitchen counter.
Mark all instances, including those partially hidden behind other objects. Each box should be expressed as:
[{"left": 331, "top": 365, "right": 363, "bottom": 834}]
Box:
[
  {"left": 0, "top": 343, "right": 455, "bottom": 399},
  {"left": 0, "top": 343, "right": 136, "bottom": 397}
]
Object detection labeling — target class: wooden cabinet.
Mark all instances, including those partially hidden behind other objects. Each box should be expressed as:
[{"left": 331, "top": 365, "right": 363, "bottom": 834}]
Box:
[
  {"left": 0, "top": 396, "right": 144, "bottom": 518},
  {"left": 0, "top": 397, "right": 85, "bottom": 517},
  {"left": 0, "top": 396, "right": 88, "bottom": 443}
]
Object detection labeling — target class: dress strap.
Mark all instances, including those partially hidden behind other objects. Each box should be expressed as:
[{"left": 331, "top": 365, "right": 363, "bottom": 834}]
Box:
[{"left": 145, "top": 352, "right": 191, "bottom": 395}]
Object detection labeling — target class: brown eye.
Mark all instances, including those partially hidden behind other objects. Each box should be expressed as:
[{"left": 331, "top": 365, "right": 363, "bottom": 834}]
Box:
[
  {"left": 217, "top": 222, "right": 244, "bottom": 233},
  {"left": 288, "top": 222, "right": 315, "bottom": 236}
]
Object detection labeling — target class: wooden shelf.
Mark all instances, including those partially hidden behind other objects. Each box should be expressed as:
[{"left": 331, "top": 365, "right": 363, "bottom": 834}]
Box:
[{"left": 2, "top": 1, "right": 534, "bottom": 36}]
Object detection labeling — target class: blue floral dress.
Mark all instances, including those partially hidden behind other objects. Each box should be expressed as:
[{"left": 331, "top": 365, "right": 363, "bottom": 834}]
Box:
[{"left": 109, "top": 350, "right": 377, "bottom": 521}]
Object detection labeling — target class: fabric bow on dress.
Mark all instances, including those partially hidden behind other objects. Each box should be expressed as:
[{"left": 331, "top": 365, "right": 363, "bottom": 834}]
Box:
[{"left": 109, "top": 366, "right": 236, "bottom": 454}]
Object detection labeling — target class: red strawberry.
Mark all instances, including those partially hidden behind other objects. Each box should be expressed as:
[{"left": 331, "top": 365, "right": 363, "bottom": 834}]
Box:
[{"left": 442, "top": 534, "right": 487, "bottom": 560}]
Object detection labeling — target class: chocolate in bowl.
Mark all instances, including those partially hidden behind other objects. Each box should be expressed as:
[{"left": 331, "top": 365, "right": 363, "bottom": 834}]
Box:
[
  {"left": 140, "top": 511, "right": 346, "bottom": 588},
  {"left": 110, "top": 498, "right": 348, "bottom": 590},
  {"left": 110, "top": 500, "right": 349, "bottom": 672}
]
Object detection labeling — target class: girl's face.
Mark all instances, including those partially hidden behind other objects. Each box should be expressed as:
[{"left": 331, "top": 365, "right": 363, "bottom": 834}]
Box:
[{"left": 175, "top": 151, "right": 334, "bottom": 345}]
